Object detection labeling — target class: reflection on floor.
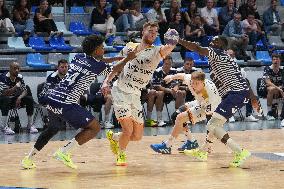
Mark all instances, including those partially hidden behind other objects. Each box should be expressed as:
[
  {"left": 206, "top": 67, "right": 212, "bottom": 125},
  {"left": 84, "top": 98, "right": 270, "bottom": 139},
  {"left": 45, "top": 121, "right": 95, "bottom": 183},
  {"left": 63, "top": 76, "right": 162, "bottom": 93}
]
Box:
[{"left": 0, "top": 119, "right": 281, "bottom": 144}]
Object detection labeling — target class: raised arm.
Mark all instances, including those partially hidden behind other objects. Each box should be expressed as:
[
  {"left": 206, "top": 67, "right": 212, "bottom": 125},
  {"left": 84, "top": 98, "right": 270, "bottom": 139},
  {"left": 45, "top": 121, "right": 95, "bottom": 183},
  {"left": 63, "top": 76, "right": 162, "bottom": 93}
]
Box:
[{"left": 178, "top": 38, "right": 209, "bottom": 57}]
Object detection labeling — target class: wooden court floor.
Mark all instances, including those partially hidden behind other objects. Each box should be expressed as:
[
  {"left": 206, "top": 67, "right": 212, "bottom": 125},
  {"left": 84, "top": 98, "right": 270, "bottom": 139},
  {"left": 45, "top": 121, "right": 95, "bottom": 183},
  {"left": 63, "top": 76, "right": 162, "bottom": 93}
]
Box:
[{"left": 0, "top": 129, "right": 284, "bottom": 189}]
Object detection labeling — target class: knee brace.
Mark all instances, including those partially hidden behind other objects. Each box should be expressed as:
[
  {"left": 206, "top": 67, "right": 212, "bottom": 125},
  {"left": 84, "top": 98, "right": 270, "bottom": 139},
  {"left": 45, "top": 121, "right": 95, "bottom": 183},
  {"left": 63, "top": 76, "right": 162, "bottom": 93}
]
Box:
[{"left": 171, "top": 105, "right": 188, "bottom": 123}]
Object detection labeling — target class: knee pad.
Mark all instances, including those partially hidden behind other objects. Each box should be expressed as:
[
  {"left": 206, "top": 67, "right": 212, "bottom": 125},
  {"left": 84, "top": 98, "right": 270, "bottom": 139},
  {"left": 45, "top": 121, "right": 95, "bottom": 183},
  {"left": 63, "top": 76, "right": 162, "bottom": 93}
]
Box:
[{"left": 171, "top": 105, "right": 188, "bottom": 123}]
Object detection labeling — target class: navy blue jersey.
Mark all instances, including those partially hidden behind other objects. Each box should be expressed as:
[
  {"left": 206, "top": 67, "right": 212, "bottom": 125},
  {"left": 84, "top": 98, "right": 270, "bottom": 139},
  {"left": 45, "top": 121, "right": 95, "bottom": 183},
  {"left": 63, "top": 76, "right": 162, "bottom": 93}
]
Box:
[
  {"left": 207, "top": 47, "right": 249, "bottom": 97},
  {"left": 263, "top": 65, "right": 284, "bottom": 87},
  {"left": 47, "top": 54, "right": 109, "bottom": 104},
  {"left": 0, "top": 72, "right": 26, "bottom": 96}
]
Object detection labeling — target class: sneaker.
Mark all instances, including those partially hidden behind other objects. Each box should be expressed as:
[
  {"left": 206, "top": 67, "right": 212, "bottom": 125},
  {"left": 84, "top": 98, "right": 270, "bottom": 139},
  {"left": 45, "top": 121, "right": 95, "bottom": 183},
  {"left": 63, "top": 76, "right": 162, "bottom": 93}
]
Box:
[
  {"left": 106, "top": 130, "right": 119, "bottom": 155},
  {"left": 228, "top": 116, "right": 235, "bottom": 123},
  {"left": 4, "top": 127, "right": 15, "bottom": 135},
  {"left": 116, "top": 151, "right": 127, "bottom": 166},
  {"left": 104, "top": 121, "right": 114, "bottom": 129},
  {"left": 244, "top": 115, "right": 259, "bottom": 122},
  {"left": 53, "top": 149, "right": 77, "bottom": 169},
  {"left": 157, "top": 120, "right": 166, "bottom": 127},
  {"left": 21, "top": 156, "right": 36, "bottom": 169},
  {"left": 184, "top": 149, "right": 208, "bottom": 161},
  {"left": 177, "top": 140, "right": 199, "bottom": 152},
  {"left": 150, "top": 142, "right": 171, "bottom": 154},
  {"left": 27, "top": 125, "right": 38, "bottom": 134},
  {"left": 266, "top": 115, "right": 275, "bottom": 121},
  {"left": 281, "top": 119, "right": 284, "bottom": 127},
  {"left": 229, "top": 149, "right": 251, "bottom": 168},
  {"left": 145, "top": 119, "right": 157, "bottom": 127}
]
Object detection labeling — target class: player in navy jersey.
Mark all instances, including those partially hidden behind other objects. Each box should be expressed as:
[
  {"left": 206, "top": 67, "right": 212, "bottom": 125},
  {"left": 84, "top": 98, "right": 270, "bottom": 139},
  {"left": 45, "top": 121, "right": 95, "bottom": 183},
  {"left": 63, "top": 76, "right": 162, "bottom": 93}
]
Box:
[
  {"left": 21, "top": 35, "right": 133, "bottom": 169},
  {"left": 178, "top": 36, "right": 260, "bottom": 167}
]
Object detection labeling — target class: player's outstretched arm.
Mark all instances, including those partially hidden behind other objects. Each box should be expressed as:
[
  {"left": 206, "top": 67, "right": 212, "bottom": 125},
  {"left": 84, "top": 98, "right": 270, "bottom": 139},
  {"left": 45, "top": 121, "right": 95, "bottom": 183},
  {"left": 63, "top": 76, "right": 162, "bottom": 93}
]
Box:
[
  {"left": 178, "top": 38, "right": 209, "bottom": 57},
  {"left": 164, "top": 73, "right": 185, "bottom": 84}
]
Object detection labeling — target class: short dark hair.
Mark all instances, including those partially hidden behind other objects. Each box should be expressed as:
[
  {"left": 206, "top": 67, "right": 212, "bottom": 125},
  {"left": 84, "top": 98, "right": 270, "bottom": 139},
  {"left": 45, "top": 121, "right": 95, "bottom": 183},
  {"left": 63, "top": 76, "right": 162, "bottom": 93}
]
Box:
[
  {"left": 58, "top": 59, "right": 68, "bottom": 66},
  {"left": 272, "top": 53, "right": 281, "bottom": 59},
  {"left": 184, "top": 57, "right": 194, "bottom": 63},
  {"left": 82, "top": 35, "right": 105, "bottom": 56}
]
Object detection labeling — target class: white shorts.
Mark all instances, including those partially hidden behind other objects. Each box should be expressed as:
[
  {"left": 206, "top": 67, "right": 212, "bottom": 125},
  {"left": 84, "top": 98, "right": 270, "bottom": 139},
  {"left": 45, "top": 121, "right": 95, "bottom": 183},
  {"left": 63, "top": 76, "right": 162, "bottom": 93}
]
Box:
[
  {"left": 111, "top": 86, "right": 144, "bottom": 124},
  {"left": 185, "top": 100, "right": 207, "bottom": 124}
]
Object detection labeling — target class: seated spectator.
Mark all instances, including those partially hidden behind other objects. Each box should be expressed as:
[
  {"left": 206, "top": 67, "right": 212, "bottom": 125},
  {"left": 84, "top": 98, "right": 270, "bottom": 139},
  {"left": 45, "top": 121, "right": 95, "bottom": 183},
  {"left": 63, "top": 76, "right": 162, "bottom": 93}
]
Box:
[
  {"left": 33, "top": 0, "right": 59, "bottom": 36},
  {"left": 227, "top": 49, "right": 259, "bottom": 123},
  {"left": 169, "top": 12, "right": 185, "bottom": 38},
  {"left": 185, "top": 14, "right": 206, "bottom": 46},
  {"left": 0, "top": 62, "right": 37, "bottom": 135},
  {"left": 48, "top": 0, "right": 63, "bottom": 6},
  {"left": 128, "top": 1, "right": 147, "bottom": 31},
  {"left": 187, "top": 0, "right": 200, "bottom": 22},
  {"left": 219, "top": 0, "right": 237, "bottom": 32},
  {"left": 223, "top": 12, "right": 250, "bottom": 60},
  {"left": 242, "top": 13, "right": 268, "bottom": 53},
  {"left": 176, "top": 57, "right": 197, "bottom": 102},
  {"left": 110, "top": 0, "right": 131, "bottom": 32},
  {"left": 238, "top": 0, "right": 260, "bottom": 20},
  {"left": 13, "top": 0, "right": 34, "bottom": 41},
  {"left": 263, "top": 0, "right": 284, "bottom": 36},
  {"left": 164, "top": 0, "right": 190, "bottom": 26},
  {"left": 90, "top": 0, "right": 116, "bottom": 37},
  {"left": 0, "top": 0, "right": 15, "bottom": 33},
  {"left": 200, "top": 0, "right": 220, "bottom": 36},
  {"left": 263, "top": 54, "right": 284, "bottom": 125},
  {"left": 146, "top": 0, "right": 167, "bottom": 42}
]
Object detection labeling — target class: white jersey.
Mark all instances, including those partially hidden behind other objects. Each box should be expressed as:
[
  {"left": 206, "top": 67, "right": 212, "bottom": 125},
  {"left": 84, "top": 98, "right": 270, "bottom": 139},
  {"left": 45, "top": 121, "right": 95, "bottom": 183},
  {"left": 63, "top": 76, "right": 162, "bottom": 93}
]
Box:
[
  {"left": 183, "top": 74, "right": 221, "bottom": 114},
  {"left": 113, "top": 42, "right": 163, "bottom": 95}
]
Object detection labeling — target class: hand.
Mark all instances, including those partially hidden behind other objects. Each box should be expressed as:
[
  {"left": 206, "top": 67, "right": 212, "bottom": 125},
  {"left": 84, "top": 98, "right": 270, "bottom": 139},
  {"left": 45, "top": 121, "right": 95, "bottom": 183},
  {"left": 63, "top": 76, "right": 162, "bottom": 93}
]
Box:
[
  {"left": 101, "top": 82, "right": 111, "bottom": 97},
  {"left": 16, "top": 97, "right": 21, "bottom": 108},
  {"left": 125, "top": 50, "right": 136, "bottom": 62},
  {"left": 164, "top": 75, "right": 173, "bottom": 84}
]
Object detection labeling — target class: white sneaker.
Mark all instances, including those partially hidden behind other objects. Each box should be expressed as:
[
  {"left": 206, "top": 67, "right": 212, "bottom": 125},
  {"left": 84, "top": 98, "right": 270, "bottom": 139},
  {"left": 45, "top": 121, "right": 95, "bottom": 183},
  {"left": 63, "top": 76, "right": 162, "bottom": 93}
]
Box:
[
  {"left": 4, "top": 127, "right": 15, "bottom": 135},
  {"left": 228, "top": 116, "right": 235, "bottom": 123},
  {"left": 244, "top": 115, "right": 259, "bottom": 122},
  {"left": 281, "top": 119, "right": 284, "bottom": 127},
  {"left": 104, "top": 121, "right": 114, "bottom": 129},
  {"left": 266, "top": 115, "right": 275, "bottom": 121},
  {"left": 157, "top": 120, "right": 166, "bottom": 127},
  {"left": 28, "top": 125, "right": 38, "bottom": 134}
]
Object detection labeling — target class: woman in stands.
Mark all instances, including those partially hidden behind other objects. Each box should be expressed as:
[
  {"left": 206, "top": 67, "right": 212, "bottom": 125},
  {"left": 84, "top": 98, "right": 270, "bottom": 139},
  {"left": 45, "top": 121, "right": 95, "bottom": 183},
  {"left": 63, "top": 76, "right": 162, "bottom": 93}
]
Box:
[
  {"left": 187, "top": 0, "right": 199, "bottom": 22},
  {"left": 33, "top": 0, "right": 59, "bottom": 36},
  {"left": 169, "top": 12, "right": 185, "bottom": 39},
  {"left": 164, "top": 0, "right": 190, "bottom": 26},
  {"left": 90, "top": 0, "right": 116, "bottom": 37},
  {"left": 0, "top": 0, "right": 15, "bottom": 33},
  {"left": 13, "top": 0, "right": 34, "bottom": 41}
]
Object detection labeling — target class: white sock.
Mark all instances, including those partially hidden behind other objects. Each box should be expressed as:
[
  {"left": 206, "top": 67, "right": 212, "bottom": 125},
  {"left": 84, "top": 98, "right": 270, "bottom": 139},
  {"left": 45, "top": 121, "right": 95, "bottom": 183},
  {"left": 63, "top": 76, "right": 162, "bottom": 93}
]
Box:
[
  {"left": 147, "top": 111, "right": 152, "bottom": 120},
  {"left": 226, "top": 138, "right": 242, "bottom": 153},
  {"left": 184, "top": 129, "right": 195, "bottom": 142},
  {"left": 165, "top": 135, "right": 175, "bottom": 148},
  {"left": 27, "top": 116, "right": 33, "bottom": 126},
  {"left": 1, "top": 116, "right": 8, "bottom": 127},
  {"left": 28, "top": 147, "right": 38, "bottom": 159},
  {"left": 104, "top": 113, "right": 110, "bottom": 122},
  {"left": 61, "top": 138, "right": 80, "bottom": 153},
  {"left": 112, "top": 132, "right": 121, "bottom": 141},
  {"left": 267, "top": 106, "right": 272, "bottom": 112},
  {"left": 94, "top": 112, "right": 100, "bottom": 121},
  {"left": 157, "top": 111, "right": 162, "bottom": 121}
]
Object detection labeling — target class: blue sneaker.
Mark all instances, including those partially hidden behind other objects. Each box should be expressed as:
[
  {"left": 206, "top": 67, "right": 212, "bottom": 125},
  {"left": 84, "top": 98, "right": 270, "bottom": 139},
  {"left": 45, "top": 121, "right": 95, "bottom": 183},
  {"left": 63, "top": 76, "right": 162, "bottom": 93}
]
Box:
[
  {"left": 177, "top": 140, "right": 199, "bottom": 152},
  {"left": 150, "top": 142, "right": 171, "bottom": 154}
]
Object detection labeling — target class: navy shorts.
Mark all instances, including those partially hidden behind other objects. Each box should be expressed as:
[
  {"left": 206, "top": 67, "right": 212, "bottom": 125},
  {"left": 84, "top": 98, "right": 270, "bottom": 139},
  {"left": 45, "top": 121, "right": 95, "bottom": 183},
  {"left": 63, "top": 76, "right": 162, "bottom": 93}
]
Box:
[
  {"left": 215, "top": 90, "right": 250, "bottom": 120},
  {"left": 46, "top": 99, "right": 94, "bottom": 129}
]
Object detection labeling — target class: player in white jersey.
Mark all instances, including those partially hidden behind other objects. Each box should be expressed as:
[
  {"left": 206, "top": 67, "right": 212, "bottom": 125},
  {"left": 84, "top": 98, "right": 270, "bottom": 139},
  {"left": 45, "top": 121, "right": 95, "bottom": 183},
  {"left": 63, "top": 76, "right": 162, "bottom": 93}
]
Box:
[
  {"left": 102, "top": 22, "right": 179, "bottom": 166},
  {"left": 178, "top": 36, "right": 261, "bottom": 167},
  {"left": 150, "top": 71, "right": 221, "bottom": 154}
]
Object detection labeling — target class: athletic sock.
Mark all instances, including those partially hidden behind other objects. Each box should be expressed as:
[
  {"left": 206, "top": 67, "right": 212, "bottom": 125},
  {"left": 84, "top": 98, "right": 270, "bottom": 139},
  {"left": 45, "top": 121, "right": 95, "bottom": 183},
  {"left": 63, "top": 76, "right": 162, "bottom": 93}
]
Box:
[
  {"left": 28, "top": 147, "right": 39, "bottom": 159},
  {"left": 112, "top": 132, "right": 121, "bottom": 141},
  {"left": 61, "top": 138, "right": 80, "bottom": 153},
  {"left": 165, "top": 135, "right": 175, "bottom": 148}
]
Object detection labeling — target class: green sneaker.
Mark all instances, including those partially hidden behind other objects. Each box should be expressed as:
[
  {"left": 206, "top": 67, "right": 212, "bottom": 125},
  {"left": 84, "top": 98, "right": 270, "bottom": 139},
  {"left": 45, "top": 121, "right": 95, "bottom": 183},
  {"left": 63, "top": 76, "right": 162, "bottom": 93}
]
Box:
[
  {"left": 145, "top": 119, "right": 157, "bottom": 127},
  {"left": 116, "top": 151, "right": 127, "bottom": 166},
  {"left": 53, "top": 149, "right": 77, "bottom": 169},
  {"left": 106, "top": 130, "right": 119, "bottom": 155},
  {"left": 229, "top": 149, "right": 251, "bottom": 168},
  {"left": 21, "top": 156, "right": 36, "bottom": 169},
  {"left": 184, "top": 149, "right": 208, "bottom": 161}
]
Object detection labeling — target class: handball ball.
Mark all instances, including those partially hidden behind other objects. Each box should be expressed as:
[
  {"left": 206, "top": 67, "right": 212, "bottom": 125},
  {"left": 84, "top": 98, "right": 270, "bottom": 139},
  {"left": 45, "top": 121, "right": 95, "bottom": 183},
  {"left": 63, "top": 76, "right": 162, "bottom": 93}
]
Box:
[{"left": 164, "top": 29, "right": 179, "bottom": 45}]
